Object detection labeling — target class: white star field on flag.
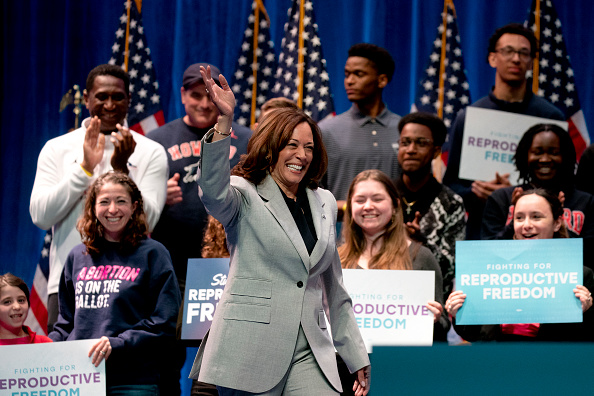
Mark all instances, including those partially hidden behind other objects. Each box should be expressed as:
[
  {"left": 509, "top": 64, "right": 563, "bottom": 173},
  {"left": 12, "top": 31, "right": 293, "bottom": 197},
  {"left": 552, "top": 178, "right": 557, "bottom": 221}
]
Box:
[
  {"left": 415, "top": 3, "right": 470, "bottom": 131},
  {"left": 526, "top": 0, "right": 590, "bottom": 155},
  {"left": 230, "top": 1, "right": 278, "bottom": 127},
  {"left": 271, "top": 0, "right": 334, "bottom": 121},
  {"left": 108, "top": 1, "right": 163, "bottom": 133}
]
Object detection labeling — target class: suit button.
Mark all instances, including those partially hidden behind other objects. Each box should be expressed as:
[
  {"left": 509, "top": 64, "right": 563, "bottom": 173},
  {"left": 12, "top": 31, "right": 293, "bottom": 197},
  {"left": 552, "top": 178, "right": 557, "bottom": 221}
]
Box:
[{"left": 297, "top": 281, "right": 304, "bottom": 288}]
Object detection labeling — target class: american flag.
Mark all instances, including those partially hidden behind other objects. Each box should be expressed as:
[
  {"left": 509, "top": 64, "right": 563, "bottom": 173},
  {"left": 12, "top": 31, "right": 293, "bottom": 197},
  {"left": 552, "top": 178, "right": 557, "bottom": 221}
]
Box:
[
  {"left": 108, "top": 0, "right": 164, "bottom": 135},
  {"left": 414, "top": 0, "right": 470, "bottom": 170},
  {"left": 526, "top": 0, "right": 589, "bottom": 158},
  {"left": 271, "top": 0, "right": 334, "bottom": 121},
  {"left": 231, "top": 0, "right": 278, "bottom": 128},
  {"left": 24, "top": 230, "right": 52, "bottom": 335}
]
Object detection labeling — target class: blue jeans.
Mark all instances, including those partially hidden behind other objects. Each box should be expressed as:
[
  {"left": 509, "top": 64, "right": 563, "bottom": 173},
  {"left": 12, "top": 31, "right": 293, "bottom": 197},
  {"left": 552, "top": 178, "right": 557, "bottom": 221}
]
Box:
[{"left": 107, "top": 384, "right": 160, "bottom": 396}]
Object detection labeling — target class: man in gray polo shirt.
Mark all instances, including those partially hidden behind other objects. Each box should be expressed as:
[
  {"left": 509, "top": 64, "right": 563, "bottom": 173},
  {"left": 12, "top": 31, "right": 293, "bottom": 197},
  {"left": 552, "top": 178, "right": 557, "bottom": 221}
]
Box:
[{"left": 319, "top": 43, "right": 401, "bottom": 214}]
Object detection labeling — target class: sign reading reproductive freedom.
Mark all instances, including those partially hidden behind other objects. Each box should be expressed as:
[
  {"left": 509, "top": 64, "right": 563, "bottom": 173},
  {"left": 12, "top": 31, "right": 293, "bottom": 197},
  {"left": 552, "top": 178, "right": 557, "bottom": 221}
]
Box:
[
  {"left": 342, "top": 269, "right": 435, "bottom": 350},
  {"left": 181, "top": 258, "right": 229, "bottom": 340},
  {"left": 0, "top": 339, "right": 105, "bottom": 395},
  {"left": 455, "top": 239, "right": 583, "bottom": 325},
  {"left": 459, "top": 107, "right": 567, "bottom": 184}
]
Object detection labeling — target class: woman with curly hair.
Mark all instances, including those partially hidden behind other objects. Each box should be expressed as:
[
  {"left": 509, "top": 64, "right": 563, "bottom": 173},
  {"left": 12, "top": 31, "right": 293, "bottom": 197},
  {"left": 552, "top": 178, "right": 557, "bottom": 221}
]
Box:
[{"left": 49, "top": 171, "right": 181, "bottom": 395}]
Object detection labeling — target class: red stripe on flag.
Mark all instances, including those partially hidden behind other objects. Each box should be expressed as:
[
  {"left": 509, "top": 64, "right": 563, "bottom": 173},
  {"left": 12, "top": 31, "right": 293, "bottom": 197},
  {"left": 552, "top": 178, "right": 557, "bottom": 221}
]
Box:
[
  {"left": 154, "top": 110, "right": 165, "bottom": 126},
  {"left": 29, "top": 286, "right": 48, "bottom": 335},
  {"left": 129, "top": 110, "right": 165, "bottom": 135},
  {"left": 130, "top": 123, "right": 144, "bottom": 135},
  {"left": 568, "top": 118, "right": 587, "bottom": 160}
]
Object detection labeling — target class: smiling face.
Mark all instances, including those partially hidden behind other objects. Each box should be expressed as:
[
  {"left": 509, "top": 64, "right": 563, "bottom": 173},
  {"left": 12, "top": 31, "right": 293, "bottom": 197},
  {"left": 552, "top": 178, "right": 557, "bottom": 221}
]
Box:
[
  {"left": 513, "top": 194, "right": 562, "bottom": 240},
  {"left": 527, "top": 131, "right": 563, "bottom": 183},
  {"left": 270, "top": 122, "right": 314, "bottom": 198},
  {"left": 95, "top": 182, "right": 138, "bottom": 242},
  {"left": 398, "top": 122, "right": 439, "bottom": 176},
  {"left": 351, "top": 179, "right": 396, "bottom": 238},
  {"left": 488, "top": 33, "right": 533, "bottom": 86},
  {"left": 0, "top": 285, "right": 28, "bottom": 335},
  {"left": 181, "top": 82, "right": 219, "bottom": 129},
  {"left": 84, "top": 75, "right": 129, "bottom": 133}
]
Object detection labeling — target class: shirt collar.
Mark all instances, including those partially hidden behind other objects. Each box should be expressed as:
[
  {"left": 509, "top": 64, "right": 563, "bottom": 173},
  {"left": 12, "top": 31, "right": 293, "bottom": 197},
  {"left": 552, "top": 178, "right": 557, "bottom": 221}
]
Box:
[{"left": 349, "top": 104, "right": 390, "bottom": 127}]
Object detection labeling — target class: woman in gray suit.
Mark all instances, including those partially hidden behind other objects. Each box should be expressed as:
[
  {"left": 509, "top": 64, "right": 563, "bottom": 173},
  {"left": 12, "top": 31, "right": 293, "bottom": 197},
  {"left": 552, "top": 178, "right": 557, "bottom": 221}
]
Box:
[{"left": 189, "top": 66, "right": 370, "bottom": 395}]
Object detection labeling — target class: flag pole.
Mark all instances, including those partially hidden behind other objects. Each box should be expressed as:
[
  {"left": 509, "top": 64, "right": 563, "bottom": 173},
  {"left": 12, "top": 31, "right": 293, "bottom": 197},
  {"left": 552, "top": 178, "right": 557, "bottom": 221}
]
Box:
[
  {"left": 249, "top": 1, "right": 271, "bottom": 127},
  {"left": 532, "top": 0, "right": 541, "bottom": 94},
  {"left": 296, "top": 0, "right": 305, "bottom": 108},
  {"left": 437, "top": 0, "right": 454, "bottom": 119},
  {"left": 435, "top": 0, "right": 455, "bottom": 181},
  {"left": 250, "top": 1, "right": 267, "bottom": 127},
  {"left": 123, "top": 0, "right": 132, "bottom": 72}
]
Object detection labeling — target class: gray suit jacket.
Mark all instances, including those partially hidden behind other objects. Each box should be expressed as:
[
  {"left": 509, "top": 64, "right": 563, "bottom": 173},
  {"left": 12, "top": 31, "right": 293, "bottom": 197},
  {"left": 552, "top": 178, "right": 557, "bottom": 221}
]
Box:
[{"left": 189, "top": 133, "right": 369, "bottom": 393}]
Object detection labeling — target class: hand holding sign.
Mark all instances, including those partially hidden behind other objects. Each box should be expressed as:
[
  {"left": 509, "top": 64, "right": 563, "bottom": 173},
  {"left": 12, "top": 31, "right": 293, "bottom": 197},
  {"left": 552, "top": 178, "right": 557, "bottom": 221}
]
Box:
[{"left": 88, "top": 336, "right": 112, "bottom": 367}]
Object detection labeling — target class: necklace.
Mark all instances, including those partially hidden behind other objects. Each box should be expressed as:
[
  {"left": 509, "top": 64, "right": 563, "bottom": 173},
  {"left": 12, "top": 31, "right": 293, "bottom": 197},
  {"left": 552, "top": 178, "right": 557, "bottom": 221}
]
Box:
[{"left": 401, "top": 196, "right": 417, "bottom": 215}]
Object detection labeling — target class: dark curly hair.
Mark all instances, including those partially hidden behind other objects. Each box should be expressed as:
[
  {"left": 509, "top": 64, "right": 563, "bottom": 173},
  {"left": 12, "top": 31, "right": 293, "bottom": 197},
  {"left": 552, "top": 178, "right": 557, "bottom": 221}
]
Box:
[
  {"left": 77, "top": 171, "right": 147, "bottom": 256},
  {"left": 513, "top": 123, "right": 575, "bottom": 188},
  {"left": 201, "top": 216, "right": 230, "bottom": 258},
  {"left": 233, "top": 107, "right": 327, "bottom": 190}
]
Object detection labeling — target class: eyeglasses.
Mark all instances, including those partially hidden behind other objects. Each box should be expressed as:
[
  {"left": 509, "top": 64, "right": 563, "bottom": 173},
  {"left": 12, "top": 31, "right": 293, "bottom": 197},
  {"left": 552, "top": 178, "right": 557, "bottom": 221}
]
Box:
[
  {"left": 399, "top": 137, "right": 434, "bottom": 148},
  {"left": 494, "top": 47, "right": 532, "bottom": 61}
]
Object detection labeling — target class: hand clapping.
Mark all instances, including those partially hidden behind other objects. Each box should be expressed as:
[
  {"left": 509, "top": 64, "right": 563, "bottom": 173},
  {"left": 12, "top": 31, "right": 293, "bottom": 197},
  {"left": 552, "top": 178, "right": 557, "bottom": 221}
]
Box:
[{"left": 110, "top": 123, "right": 136, "bottom": 174}]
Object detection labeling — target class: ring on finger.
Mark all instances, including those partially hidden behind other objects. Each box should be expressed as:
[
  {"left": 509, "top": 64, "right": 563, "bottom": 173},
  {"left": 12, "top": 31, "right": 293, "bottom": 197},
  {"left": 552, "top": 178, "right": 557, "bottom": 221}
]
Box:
[{"left": 100, "top": 350, "right": 106, "bottom": 356}]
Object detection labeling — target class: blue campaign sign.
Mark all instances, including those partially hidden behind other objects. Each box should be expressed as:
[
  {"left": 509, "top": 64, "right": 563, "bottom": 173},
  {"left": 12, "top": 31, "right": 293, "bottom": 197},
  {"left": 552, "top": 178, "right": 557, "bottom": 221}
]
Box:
[
  {"left": 455, "top": 239, "right": 583, "bottom": 325},
  {"left": 181, "top": 258, "right": 230, "bottom": 340}
]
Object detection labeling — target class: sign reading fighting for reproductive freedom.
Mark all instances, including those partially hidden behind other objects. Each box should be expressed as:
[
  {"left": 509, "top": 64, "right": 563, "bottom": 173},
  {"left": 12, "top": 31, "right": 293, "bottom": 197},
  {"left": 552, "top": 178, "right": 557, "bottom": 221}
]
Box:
[
  {"left": 181, "top": 258, "right": 229, "bottom": 340},
  {"left": 342, "top": 269, "right": 435, "bottom": 350},
  {"left": 458, "top": 107, "right": 567, "bottom": 184},
  {"left": 0, "top": 339, "right": 105, "bottom": 395},
  {"left": 455, "top": 239, "right": 583, "bottom": 325}
]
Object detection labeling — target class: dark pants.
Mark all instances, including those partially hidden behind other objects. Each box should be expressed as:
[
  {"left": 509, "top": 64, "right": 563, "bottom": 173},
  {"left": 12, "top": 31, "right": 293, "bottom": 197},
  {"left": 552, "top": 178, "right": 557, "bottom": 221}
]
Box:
[{"left": 336, "top": 354, "right": 356, "bottom": 396}]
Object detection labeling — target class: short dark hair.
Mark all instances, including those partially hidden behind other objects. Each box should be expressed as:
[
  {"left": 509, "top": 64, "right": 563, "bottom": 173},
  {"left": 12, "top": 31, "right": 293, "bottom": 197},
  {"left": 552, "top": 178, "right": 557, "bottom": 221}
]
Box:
[
  {"left": 487, "top": 23, "right": 538, "bottom": 61},
  {"left": 86, "top": 64, "right": 130, "bottom": 96},
  {"left": 234, "top": 107, "right": 327, "bottom": 189},
  {"left": 348, "top": 43, "right": 395, "bottom": 82},
  {"left": 398, "top": 112, "right": 447, "bottom": 147},
  {"left": 0, "top": 273, "right": 30, "bottom": 305},
  {"left": 513, "top": 123, "right": 575, "bottom": 186}
]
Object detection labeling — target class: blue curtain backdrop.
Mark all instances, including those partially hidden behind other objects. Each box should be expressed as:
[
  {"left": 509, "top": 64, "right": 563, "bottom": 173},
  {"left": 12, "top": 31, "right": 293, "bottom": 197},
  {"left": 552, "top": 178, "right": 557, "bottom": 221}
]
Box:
[{"left": 2, "top": 0, "right": 594, "bottom": 284}]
